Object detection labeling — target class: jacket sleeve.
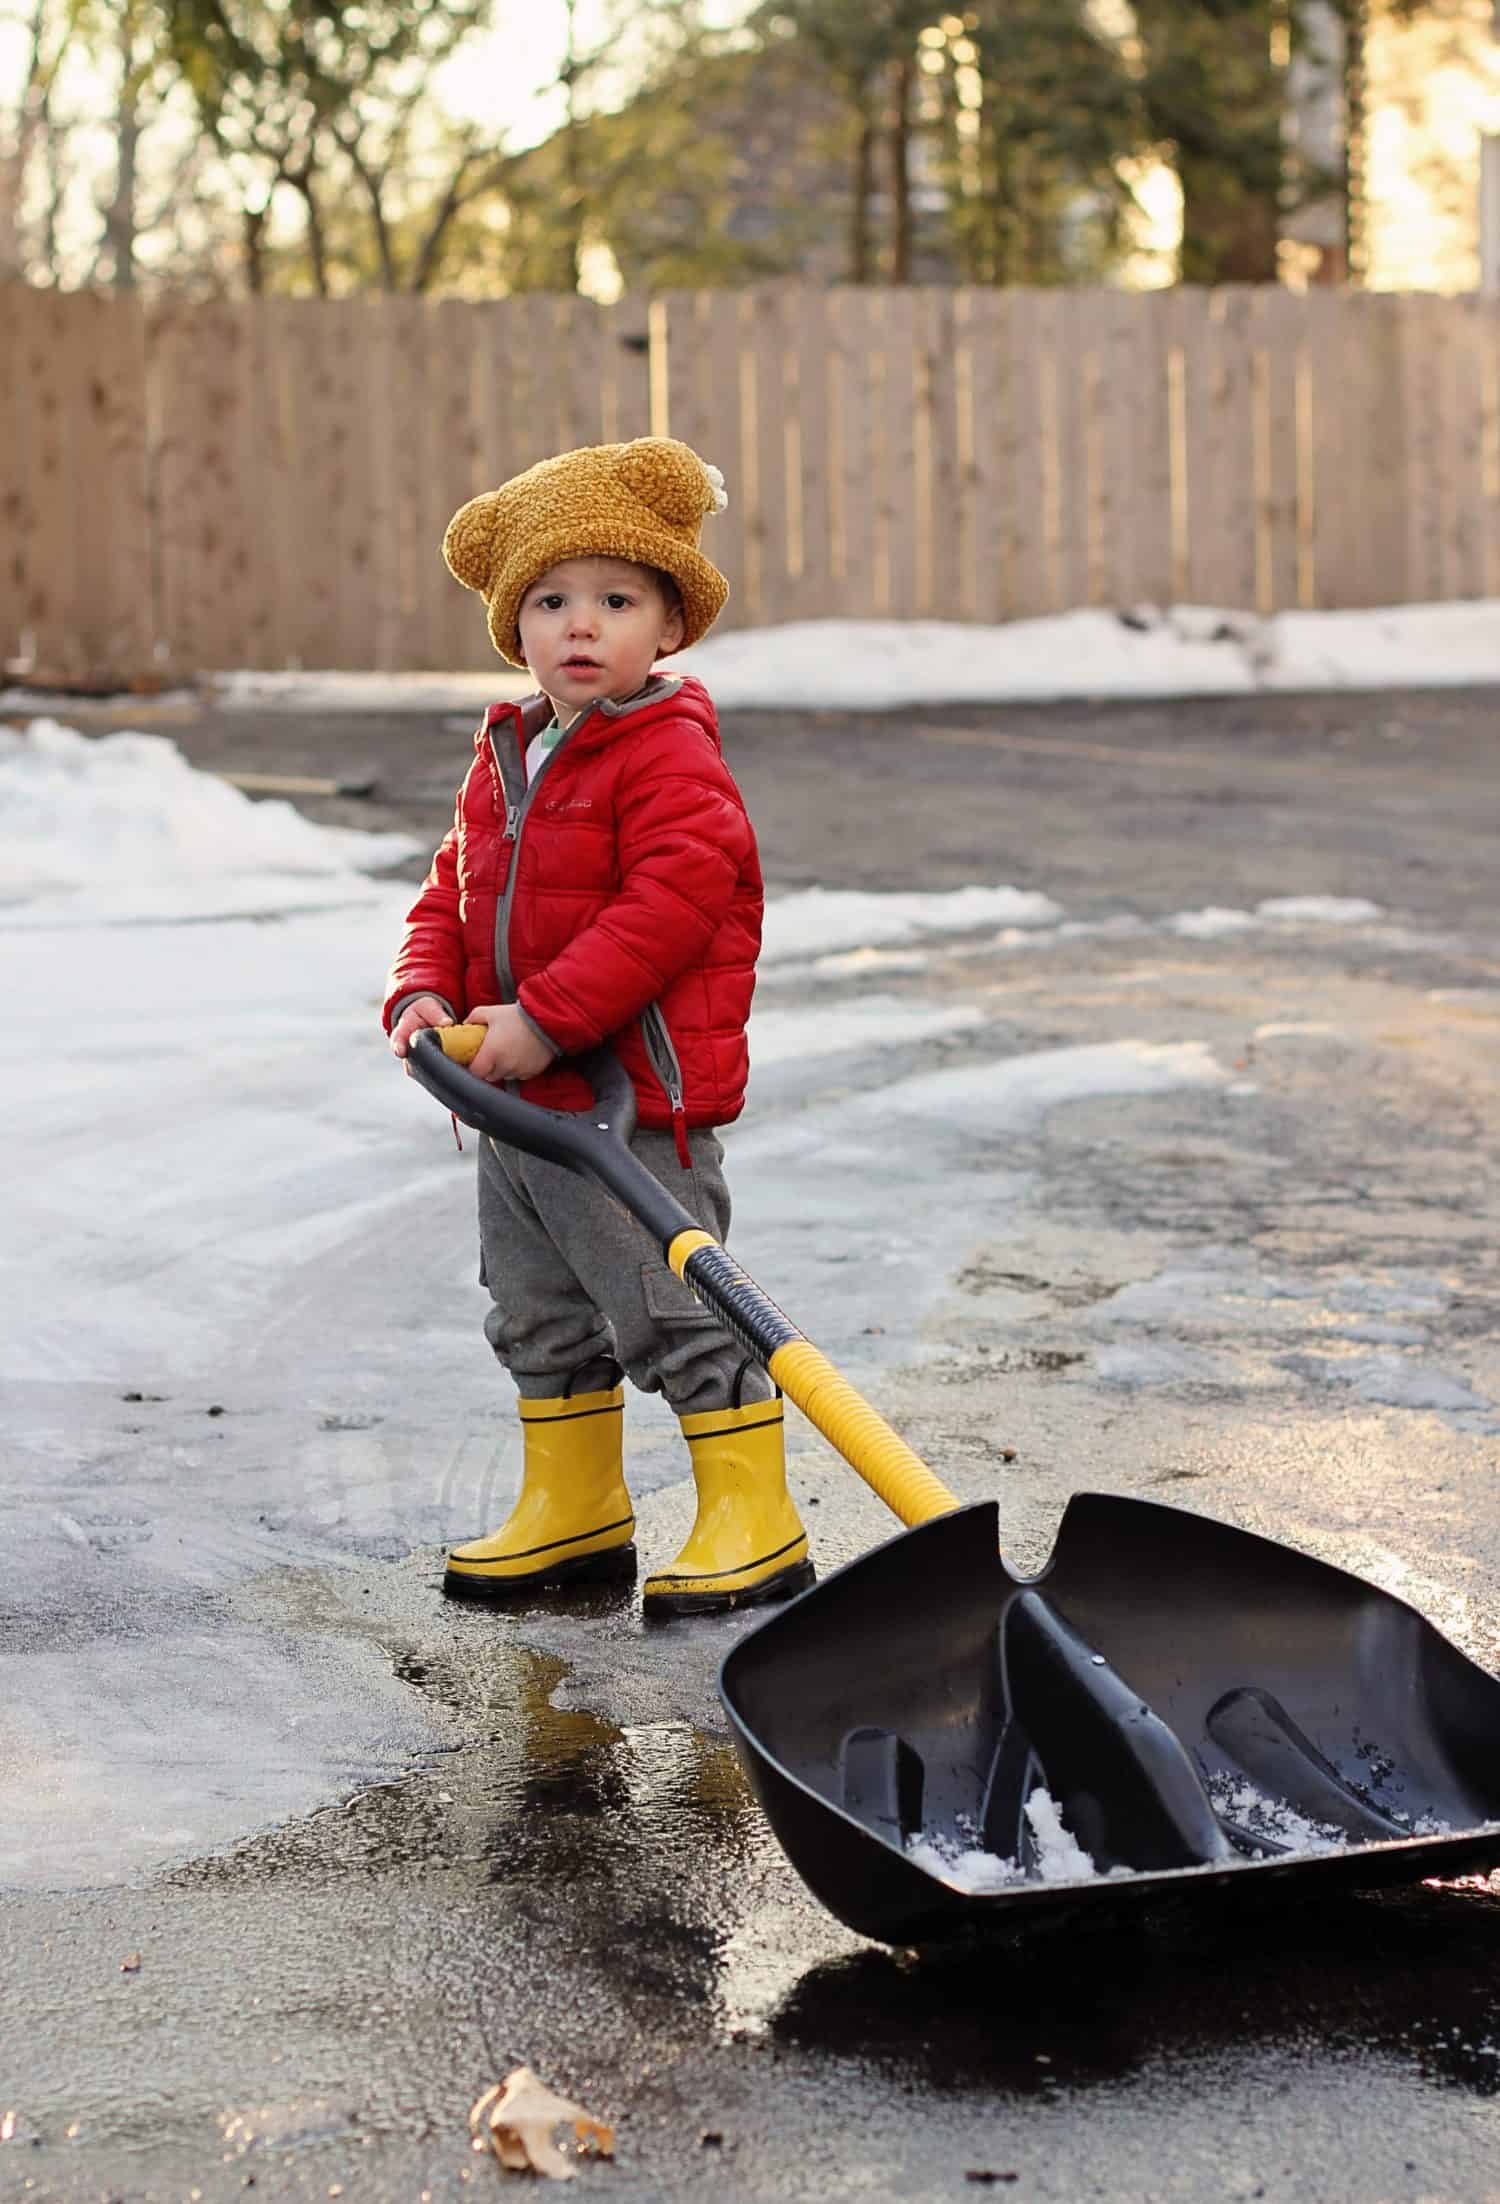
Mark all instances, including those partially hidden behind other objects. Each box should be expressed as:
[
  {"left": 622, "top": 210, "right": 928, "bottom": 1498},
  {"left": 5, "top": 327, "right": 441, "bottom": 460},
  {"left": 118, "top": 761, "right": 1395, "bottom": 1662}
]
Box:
[
  {"left": 517, "top": 736, "right": 752, "bottom": 1054},
  {"left": 381, "top": 816, "right": 467, "bottom": 1032}
]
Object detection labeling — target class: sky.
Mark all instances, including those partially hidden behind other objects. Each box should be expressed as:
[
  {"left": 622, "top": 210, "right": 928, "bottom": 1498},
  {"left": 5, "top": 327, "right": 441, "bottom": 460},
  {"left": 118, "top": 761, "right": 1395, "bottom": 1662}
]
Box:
[{"left": 438, "top": 1, "right": 752, "bottom": 146}]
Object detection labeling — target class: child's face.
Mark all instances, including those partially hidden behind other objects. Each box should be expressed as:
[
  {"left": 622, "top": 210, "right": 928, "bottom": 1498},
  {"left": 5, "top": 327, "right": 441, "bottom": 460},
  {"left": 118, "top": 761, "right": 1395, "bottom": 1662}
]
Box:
[{"left": 518, "top": 556, "right": 685, "bottom": 722}]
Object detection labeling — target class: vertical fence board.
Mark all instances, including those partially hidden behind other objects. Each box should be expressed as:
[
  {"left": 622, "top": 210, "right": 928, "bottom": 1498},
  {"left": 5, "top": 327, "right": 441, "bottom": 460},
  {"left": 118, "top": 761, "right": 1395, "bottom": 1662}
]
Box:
[
  {"left": 702, "top": 291, "right": 749, "bottom": 625},
  {"left": 826, "top": 289, "right": 876, "bottom": 616},
  {"left": 662, "top": 289, "right": 740, "bottom": 625},
  {"left": 750, "top": 288, "right": 797, "bottom": 627},
  {"left": 1084, "top": 290, "right": 1132, "bottom": 608},
  {"left": 0, "top": 287, "right": 35, "bottom": 667},
  {"left": 1307, "top": 288, "right": 1361, "bottom": 608},
  {"left": 962, "top": 289, "right": 1010, "bottom": 621},
  {"left": 25, "top": 290, "right": 77, "bottom": 672},
  {"left": 601, "top": 293, "right": 652, "bottom": 443},
  {"left": 1357, "top": 293, "right": 1410, "bottom": 607},
  {"left": 875, "top": 289, "right": 917, "bottom": 622},
  {"left": 1050, "top": 291, "right": 1094, "bottom": 612},
  {"left": 1482, "top": 295, "right": 1500, "bottom": 598},
  {"left": 1002, "top": 292, "right": 1054, "bottom": 618},
  {"left": 788, "top": 287, "right": 833, "bottom": 618},
  {"left": 1248, "top": 289, "right": 1302, "bottom": 615},
  {"left": 1125, "top": 292, "right": 1177, "bottom": 610},
  {"left": 1447, "top": 292, "right": 1488, "bottom": 601},
  {"left": 67, "top": 291, "right": 152, "bottom": 678}
]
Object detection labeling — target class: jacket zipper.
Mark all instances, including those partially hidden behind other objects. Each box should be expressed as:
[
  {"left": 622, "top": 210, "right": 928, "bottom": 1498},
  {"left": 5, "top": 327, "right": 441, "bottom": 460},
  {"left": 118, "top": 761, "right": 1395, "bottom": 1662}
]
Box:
[
  {"left": 489, "top": 704, "right": 597, "bottom": 1004},
  {"left": 641, "top": 1001, "right": 692, "bottom": 1169}
]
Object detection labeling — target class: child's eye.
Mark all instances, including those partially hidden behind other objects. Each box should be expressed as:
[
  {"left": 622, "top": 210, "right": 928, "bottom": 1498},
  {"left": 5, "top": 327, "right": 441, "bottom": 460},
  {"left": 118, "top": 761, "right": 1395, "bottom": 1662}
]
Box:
[
  {"left": 604, "top": 593, "right": 632, "bottom": 610},
  {"left": 536, "top": 593, "right": 564, "bottom": 611}
]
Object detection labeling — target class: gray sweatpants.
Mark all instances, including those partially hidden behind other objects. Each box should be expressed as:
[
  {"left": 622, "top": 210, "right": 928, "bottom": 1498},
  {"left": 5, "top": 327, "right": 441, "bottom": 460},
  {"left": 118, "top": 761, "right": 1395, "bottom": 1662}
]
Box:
[{"left": 477, "top": 1127, "right": 773, "bottom": 1416}]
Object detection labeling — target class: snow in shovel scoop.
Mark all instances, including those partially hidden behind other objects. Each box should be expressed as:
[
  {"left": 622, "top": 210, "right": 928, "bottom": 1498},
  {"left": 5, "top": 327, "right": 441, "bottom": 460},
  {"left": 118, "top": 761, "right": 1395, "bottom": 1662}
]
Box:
[{"left": 906, "top": 1780, "right": 1460, "bottom": 1892}]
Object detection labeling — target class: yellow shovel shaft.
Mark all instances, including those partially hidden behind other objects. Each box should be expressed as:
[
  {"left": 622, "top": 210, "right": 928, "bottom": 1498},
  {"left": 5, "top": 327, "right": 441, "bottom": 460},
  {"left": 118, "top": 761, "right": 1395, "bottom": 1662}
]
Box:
[{"left": 766, "top": 1338, "right": 961, "bottom": 1529}]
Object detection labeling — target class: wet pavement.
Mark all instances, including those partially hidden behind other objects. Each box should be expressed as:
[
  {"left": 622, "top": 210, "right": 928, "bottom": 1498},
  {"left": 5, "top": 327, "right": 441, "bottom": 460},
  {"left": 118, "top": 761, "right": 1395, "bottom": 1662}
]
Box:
[{"left": 6, "top": 685, "right": 1500, "bottom": 2200}]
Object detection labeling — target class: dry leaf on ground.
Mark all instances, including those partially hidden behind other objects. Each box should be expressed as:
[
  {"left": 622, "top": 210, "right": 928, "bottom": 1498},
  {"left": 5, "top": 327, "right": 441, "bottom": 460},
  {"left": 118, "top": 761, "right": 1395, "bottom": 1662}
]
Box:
[{"left": 470, "top": 2067, "right": 615, "bottom": 2181}]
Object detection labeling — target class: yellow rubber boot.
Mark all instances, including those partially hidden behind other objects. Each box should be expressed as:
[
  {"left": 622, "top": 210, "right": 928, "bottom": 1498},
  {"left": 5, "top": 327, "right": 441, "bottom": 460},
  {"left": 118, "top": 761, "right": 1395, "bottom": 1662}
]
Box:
[
  {"left": 443, "top": 1385, "right": 635, "bottom": 1600},
  {"left": 642, "top": 1397, "right": 815, "bottom": 1618}
]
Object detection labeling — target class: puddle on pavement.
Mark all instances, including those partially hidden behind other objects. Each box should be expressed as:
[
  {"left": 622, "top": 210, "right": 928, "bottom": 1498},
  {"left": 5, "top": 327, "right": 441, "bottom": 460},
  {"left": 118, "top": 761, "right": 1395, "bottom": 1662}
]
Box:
[{"left": 161, "top": 1616, "right": 1500, "bottom": 2109}]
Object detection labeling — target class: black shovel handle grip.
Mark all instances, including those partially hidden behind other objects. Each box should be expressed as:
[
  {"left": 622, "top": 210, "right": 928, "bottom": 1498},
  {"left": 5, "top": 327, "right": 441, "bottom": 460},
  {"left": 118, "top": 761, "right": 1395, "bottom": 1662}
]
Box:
[
  {"left": 407, "top": 1026, "right": 697, "bottom": 1251},
  {"left": 405, "top": 1026, "right": 961, "bottom": 1529}
]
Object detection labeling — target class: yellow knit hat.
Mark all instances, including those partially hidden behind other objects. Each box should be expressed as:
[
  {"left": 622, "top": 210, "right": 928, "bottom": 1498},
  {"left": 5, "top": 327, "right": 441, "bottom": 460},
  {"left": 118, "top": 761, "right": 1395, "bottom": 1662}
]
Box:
[{"left": 443, "top": 437, "right": 730, "bottom": 668}]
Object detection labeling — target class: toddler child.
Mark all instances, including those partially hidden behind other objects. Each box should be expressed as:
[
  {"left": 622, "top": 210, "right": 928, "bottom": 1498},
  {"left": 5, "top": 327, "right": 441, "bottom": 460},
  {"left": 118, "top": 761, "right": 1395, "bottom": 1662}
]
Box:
[{"left": 384, "top": 436, "right": 813, "bottom": 1617}]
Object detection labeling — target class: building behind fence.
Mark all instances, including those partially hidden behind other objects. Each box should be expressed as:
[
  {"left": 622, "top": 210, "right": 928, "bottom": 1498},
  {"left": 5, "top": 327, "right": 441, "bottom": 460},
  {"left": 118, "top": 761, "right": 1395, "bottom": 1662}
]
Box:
[{"left": 3, "top": 283, "right": 1499, "bottom": 685}]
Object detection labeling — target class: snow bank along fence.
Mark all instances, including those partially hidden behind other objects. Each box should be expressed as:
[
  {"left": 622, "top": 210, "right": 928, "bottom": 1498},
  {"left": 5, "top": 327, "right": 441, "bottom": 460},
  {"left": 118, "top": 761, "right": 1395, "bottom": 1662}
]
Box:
[{"left": 4, "top": 282, "right": 1499, "bottom": 683}]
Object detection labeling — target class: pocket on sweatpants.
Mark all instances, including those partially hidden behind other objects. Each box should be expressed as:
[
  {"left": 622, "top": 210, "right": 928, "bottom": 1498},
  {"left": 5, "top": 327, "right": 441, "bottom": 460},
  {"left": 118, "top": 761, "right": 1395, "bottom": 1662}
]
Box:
[{"left": 640, "top": 1261, "right": 721, "bottom": 1328}]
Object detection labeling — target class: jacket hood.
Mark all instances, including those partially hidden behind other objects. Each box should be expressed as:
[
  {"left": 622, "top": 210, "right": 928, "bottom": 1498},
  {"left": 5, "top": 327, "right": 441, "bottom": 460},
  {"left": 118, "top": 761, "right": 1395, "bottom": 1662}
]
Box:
[{"left": 478, "top": 674, "right": 721, "bottom": 760}]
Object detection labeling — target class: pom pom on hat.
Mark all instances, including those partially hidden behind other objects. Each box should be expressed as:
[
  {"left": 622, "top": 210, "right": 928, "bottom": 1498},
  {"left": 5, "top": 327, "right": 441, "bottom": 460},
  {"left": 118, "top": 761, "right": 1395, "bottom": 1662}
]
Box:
[{"left": 442, "top": 436, "right": 730, "bottom": 668}]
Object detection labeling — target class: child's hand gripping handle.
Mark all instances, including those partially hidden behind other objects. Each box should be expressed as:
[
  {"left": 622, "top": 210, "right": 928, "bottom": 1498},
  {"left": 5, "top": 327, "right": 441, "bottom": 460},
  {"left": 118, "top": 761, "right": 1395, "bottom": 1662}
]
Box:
[{"left": 405, "top": 1033, "right": 961, "bottom": 1533}]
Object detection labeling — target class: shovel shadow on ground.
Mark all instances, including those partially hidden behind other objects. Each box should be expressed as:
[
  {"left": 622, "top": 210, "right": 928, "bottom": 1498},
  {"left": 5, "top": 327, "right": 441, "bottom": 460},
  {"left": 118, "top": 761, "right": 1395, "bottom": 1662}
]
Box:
[{"left": 766, "top": 1876, "right": 1500, "bottom": 2101}]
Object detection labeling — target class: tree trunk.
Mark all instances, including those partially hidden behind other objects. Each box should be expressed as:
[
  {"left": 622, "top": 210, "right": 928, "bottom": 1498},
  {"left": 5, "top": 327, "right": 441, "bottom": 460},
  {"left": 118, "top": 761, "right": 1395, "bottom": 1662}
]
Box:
[
  {"left": 888, "top": 51, "right": 912, "bottom": 282},
  {"left": 1342, "top": 0, "right": 1368, "bottom": 283},
  {"left": 291, "top": 171, "right": 331, "bottom": 295},
  {"left": 1178, "top": 156, "right": 1280, "bottom": 282},
  {"left": 102, "top": 22, "right": 141, "bottom": 293},
  {"left": 243, "top": 200, "right": 268, "bottom": 293},
  {"left": 850, "top": 82, "right": 876, "bottom": 283},
  {"left": 0, "top": 0, "right": 56, "bottom": 281}
]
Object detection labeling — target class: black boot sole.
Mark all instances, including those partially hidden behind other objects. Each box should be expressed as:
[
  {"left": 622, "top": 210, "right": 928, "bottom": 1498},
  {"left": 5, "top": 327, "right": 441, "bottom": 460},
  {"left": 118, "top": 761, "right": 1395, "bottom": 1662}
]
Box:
[
  {"left": 642, "top": 1557, "right": 816, "bottom": 1621},
  {"left": 442, "top": 1541, "right": 638, "bottom": 1602}
]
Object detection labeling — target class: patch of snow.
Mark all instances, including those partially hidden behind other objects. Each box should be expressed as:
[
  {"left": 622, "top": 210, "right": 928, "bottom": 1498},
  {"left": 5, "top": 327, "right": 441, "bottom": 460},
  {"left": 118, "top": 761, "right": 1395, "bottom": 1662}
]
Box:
[
  {"left": 1025, "top": 1789, "right": 1101, "bottom": 1882},
  {"left": 1285, "top": 1351, "right": 1489, "bottom": 1416},
  {"left": 842, "top": 1038, "right": 1228, "bottom": 1134},
  {"left": 1093, "top": 1342, "right": 1236, "bottom": 1389},
  {"left": 0, "top": 720, "right": 417, "bottom": 926},
  {"left": 905, "top": 1789, "right": 1102, "bottom": 1892},
  {"left": 1252, "top": 1022, "right": 1340, "bottom": 1041},
  {"left": 905, "top": 1833, "right": 1024, "bottom": 1895},
  {"left": 1262, "top": 602, "right": 1500, "bottom": 694},
  {"left": 1167, "top": 907, "right": 1258, "bottom": 939},
  {"left": 678, "top": 611, "right": 1261, "bottom": 711},
  {"left": 1256, "top": 896, "right": 1383, "bottom": 926},
  {"left": 761, "top": 884, "right": 1062, "bottom": 964},
  {"left": 802, "top": 945, "right": 933, "bottom": 978},
  {"left": 1207, "top": 1775, "right": 1346, "bottom": 1858},
  {"left": 749, "top": 996, "right": 982, "bottom": 1066},
  {"left": 209, "top": 668, "right": 533, "bottom": 713}
]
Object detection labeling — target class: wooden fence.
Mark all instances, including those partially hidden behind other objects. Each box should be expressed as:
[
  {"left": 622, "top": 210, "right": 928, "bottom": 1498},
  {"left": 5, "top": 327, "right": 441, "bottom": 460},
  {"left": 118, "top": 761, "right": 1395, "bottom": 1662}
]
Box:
[{"left": 3, "top": 282, "right": 1498, "bottom": 682}]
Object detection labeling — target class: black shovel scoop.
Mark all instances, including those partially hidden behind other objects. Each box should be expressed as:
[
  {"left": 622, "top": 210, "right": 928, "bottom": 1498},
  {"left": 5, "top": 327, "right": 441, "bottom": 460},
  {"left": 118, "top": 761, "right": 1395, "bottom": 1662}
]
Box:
[{"left": 409, "top": 1030, "right": 1500, "bottom": 1944}]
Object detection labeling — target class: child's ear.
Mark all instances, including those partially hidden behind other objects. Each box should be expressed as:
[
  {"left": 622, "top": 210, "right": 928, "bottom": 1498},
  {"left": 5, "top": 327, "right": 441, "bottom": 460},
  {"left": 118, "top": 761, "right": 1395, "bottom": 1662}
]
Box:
[{"left": 659, "top": 597, "right": 686, "bottom": 653}]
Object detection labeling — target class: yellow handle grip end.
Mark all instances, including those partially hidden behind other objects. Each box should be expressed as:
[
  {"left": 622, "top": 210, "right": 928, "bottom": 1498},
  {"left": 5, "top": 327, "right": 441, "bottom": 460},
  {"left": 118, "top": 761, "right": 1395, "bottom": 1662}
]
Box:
[{"left": 434, "top": 1023, "right": 487, "bottom": 1067}]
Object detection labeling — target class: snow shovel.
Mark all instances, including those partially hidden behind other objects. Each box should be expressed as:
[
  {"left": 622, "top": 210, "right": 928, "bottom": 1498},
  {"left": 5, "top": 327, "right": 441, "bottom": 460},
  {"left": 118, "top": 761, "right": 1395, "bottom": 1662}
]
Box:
[{"left": 408, "top": 1030, "right": 1500, "bottom": 1945}]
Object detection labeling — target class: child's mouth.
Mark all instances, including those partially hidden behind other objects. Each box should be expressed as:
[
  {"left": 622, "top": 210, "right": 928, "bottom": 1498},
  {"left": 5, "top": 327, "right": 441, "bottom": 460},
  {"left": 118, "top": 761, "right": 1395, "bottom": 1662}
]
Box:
[{"left": 562, "top": 656, "right": 602, "bottom": 673}]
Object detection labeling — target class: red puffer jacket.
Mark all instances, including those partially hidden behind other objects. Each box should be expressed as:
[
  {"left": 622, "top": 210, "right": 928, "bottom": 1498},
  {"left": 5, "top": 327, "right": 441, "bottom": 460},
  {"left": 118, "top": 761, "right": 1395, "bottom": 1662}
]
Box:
[{"left": 383, "top": 676, "right": 762, "bottom": 1156}]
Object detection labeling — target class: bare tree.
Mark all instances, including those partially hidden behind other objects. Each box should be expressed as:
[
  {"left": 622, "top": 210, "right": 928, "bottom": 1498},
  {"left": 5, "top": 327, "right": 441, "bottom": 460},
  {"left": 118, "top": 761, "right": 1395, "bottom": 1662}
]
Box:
[{"left": 0, "top": 0, "right": 74, "bottom": 280}]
